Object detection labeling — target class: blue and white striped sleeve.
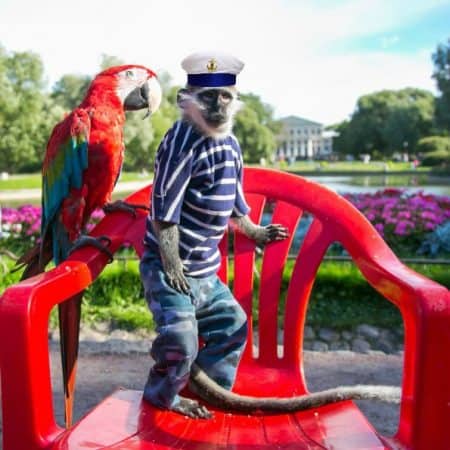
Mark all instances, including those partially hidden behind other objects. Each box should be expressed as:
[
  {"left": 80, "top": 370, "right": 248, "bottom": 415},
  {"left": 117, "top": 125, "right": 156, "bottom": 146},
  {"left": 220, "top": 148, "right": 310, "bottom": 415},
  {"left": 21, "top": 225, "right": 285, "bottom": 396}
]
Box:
[
  {"left": 231, "top": 145, "right": 251, "bottom": 218},
  {"left": 151, "top": 122, "right": 194, "bottom": 224}
]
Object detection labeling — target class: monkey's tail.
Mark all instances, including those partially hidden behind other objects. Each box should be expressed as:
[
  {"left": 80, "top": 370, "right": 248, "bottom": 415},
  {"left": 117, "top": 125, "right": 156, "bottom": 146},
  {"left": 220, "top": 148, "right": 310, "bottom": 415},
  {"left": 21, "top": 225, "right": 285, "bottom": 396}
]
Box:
[
  {"left": 13, "top": 240, "right": 53, "bottom": 280},
  {"left": 189, "top": 363, "right": 401, "bottom": 413}
]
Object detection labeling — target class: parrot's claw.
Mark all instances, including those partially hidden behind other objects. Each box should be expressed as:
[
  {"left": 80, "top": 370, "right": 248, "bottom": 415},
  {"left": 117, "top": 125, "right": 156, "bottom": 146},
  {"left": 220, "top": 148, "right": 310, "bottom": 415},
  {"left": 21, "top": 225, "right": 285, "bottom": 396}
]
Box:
[
  {"left": 103, "top": 200, "right": 149, "bottom": 218},
  {"left": 68, "top": 235, "right": 114, "bottom": 263}
]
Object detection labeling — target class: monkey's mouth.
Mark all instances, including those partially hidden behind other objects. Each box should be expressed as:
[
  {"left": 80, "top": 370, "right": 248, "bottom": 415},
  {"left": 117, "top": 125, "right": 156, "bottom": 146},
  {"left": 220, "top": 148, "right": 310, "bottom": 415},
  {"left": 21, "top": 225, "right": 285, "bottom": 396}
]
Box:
[{"left": 205, "top": 111, "right": 228, "bottom": 126}]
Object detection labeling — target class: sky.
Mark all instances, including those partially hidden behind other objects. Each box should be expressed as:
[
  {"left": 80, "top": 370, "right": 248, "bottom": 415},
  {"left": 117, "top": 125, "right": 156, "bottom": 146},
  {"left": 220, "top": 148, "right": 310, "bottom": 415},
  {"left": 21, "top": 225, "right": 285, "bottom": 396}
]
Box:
[{"left": 0, "top": 0, "right": 449, "bottom": 125}]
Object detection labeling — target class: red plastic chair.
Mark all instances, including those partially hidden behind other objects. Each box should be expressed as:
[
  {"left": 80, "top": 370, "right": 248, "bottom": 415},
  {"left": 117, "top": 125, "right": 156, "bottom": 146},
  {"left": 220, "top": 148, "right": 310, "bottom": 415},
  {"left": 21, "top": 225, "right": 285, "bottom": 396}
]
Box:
[{"left": 1, "top": 167, "right": 449, "bottom": 450}]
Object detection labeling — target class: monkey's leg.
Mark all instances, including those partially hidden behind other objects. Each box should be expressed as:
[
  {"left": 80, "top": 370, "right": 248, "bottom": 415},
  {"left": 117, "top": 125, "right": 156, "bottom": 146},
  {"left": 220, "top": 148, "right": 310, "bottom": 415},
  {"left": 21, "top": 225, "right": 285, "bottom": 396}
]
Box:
[{"left": 103, "top": 200, "right": 149, "bottom": 217}]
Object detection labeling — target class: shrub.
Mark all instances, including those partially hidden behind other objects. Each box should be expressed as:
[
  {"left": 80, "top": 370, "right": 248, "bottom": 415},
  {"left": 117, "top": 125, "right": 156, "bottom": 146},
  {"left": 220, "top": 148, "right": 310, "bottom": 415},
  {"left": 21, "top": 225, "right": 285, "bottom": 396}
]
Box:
[
  {"left": 417, "top": 136, "right": 450, "bottom": 154},
  {"left": 421, "top": 150, "right": 450, "bottom": 167},
  {"left": 417, "top": 136, "right": 450, "bottom": 167}
]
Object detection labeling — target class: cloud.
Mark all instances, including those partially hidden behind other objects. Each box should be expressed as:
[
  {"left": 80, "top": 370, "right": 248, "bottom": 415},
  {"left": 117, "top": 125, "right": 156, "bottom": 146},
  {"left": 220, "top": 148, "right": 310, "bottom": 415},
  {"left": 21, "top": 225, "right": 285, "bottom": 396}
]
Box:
[{"left": 0, "top": 0, "right": 443, "bottom": 124}]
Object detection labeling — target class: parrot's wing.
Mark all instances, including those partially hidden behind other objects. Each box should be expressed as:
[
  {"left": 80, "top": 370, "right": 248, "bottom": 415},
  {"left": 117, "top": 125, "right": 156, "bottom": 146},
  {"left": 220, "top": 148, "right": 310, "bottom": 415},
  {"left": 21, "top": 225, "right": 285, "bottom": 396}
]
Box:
[{"left": 42, "top": 108, "right": 91, "bottom": 263}]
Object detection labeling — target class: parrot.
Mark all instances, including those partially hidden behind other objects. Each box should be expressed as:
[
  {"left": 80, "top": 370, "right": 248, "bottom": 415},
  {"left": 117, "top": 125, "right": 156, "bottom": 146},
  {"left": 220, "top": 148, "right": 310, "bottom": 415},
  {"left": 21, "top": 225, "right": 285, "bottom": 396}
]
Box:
[{"left": 16, "top": 64, "right": 162, "bottom": 427}]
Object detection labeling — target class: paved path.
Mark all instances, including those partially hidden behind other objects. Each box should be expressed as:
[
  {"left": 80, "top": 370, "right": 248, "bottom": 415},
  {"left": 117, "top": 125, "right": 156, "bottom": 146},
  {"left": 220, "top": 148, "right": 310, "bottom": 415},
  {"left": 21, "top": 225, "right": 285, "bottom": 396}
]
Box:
[{"left": 0, "top": 349, "right": 403, "bottom": 448}]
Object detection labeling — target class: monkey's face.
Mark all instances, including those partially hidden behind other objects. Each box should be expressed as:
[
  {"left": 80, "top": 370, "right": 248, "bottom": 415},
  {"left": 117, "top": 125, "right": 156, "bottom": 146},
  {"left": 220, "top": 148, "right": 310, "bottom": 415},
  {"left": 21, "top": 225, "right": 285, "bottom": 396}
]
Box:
[{"left": 195, "top": 87, "right": 237, "bottom": 127}]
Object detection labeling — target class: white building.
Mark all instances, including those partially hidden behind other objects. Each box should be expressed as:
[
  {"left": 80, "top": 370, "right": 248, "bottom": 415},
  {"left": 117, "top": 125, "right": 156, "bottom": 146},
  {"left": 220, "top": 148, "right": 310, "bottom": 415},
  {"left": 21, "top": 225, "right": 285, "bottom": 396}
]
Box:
[{"left": 276, "top": 116, "right": 338, "bottom": 160}]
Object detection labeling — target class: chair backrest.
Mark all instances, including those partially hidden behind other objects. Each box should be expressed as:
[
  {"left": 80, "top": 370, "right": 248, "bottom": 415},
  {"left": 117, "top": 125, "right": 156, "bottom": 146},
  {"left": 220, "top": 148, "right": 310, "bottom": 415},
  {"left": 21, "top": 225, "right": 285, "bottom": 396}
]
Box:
[{"left": 122, "top": 168, "right": 394, "bottom": 376}]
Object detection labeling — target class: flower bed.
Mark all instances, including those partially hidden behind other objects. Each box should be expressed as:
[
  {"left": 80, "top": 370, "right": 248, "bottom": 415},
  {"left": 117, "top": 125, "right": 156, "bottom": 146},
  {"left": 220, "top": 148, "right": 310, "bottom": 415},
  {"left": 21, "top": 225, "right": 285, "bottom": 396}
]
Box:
[
  {"left": 1, "top": 190, "right": 450, "bottom": 257},
  {"left": 343, "top": 189, "right": 450, "bottom": 256},
  {"left": 0, "top": 205, "right": 104, "bottom": 253}
]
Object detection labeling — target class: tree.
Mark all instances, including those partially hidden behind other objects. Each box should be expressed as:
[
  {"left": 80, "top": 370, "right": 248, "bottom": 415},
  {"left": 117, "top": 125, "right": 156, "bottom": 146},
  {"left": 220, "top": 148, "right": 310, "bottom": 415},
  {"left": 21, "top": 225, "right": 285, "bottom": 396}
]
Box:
[
  {"left": 432, "top": 39, "right": 450, "bottom": 133},
  {"left": 51, "top": 74, "right": 91, "bottom": 110},
  {"left": 333, "top": 88, "right": 434, "bottom": 157},
  {"left": 0, "top": 45, "right": 62, "bottom": 172},
  {"left": 233, "top": 93, "right": 279, "bottom": 164}
]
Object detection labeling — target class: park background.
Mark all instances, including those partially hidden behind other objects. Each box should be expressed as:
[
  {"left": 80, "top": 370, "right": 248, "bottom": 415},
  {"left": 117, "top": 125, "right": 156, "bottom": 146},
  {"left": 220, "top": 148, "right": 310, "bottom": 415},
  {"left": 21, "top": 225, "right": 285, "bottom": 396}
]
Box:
[{"left": 0, "top": 0, "right": 449, "bottom": 351}]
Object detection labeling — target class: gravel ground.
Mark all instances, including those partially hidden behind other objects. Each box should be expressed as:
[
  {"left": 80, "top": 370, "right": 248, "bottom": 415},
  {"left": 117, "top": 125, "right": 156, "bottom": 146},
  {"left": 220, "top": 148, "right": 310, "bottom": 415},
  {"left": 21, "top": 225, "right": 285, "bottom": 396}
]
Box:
[{"left": 1, "top": 348, "right": 403, "bottom": 449}]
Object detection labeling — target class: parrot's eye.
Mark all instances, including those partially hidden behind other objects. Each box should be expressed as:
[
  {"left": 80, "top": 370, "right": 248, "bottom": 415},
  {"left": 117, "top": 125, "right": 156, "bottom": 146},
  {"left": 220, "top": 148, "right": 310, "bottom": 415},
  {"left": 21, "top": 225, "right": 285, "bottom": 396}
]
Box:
[{"left": 125, "top": 70, "right": 134, "bottom": 78}]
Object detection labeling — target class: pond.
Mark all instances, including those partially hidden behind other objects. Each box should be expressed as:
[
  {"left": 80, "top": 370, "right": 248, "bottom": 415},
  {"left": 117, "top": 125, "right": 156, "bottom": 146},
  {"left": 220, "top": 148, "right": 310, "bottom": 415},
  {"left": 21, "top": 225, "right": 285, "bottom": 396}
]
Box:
[
  {"left": 0, "top": 172, "right": 449, "bottom": 208},
  {"left": 301, "top": 173, "right": 450, "bottom": 197}
]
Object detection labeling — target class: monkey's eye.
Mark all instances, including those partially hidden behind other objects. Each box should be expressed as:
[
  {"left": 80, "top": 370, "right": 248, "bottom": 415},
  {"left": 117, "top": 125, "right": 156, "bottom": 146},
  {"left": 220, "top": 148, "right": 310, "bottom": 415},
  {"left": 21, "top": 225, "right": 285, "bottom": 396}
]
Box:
[
  {"left": 198, "top": 90, "right": 216, "bottom": 102},
  {"left": 220, "top": 91, "right": 233, "bottom": 101},
  {"left": 125, "top": 70, "right": 134, "bottom": 78}
]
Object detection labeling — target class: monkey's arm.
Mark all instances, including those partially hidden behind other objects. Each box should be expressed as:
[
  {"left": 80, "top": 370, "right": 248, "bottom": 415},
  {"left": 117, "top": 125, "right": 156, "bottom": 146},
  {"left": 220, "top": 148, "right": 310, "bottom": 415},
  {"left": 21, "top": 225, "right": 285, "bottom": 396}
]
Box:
[
  {"left": 230, "top": 215, "right": 289, "bottom": 246},
  {"left": 152, "top": 220, "right": 190, "bottom": 294}
]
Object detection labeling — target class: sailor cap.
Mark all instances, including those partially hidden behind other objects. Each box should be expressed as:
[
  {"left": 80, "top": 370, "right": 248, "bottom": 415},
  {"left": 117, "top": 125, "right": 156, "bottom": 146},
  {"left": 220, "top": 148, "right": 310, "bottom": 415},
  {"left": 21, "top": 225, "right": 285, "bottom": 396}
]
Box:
[{"left": 181, "top": 51, "right": 244, "bottom": 87}]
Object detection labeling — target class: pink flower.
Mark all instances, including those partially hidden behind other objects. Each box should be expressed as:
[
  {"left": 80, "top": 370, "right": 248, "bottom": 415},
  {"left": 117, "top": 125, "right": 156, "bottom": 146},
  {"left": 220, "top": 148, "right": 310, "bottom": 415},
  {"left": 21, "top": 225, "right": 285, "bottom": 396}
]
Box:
[
  {"left": 394, "top": 220, "right": 415, "bottom": 236},
  {"left": 421, "top": 211, "right": 438, "bottom": 222},
  {"left": 397, "top": 211, "right": 411, "bottom": 220},
  {"left": 374, "top": 223, "right": 384, "bottom": 236}
]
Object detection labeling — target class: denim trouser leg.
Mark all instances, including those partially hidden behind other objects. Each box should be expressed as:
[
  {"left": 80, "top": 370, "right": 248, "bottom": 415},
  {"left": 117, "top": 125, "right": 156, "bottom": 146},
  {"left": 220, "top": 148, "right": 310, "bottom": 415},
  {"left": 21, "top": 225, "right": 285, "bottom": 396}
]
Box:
[
  {"left": 194, "top": 276, "right": 248, "bottom": 390},
  {"left": 140, "top": 251, "right": 247, "bottom": 409}
]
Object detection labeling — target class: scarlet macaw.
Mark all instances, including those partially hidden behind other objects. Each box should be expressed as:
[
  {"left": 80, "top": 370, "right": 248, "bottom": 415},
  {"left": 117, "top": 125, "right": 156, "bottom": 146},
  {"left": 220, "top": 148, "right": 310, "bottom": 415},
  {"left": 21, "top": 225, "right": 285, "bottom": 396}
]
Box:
[{"left": 18, "top": 65, "right": 162, "bottom": 426}]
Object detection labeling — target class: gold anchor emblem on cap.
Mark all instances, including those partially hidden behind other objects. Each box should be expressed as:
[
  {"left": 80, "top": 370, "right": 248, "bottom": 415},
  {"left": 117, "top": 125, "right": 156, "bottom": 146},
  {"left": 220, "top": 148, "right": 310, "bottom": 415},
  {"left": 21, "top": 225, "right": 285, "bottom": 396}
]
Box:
[{"left": 206, "top": 58, "right": 218, "bottom": 72}]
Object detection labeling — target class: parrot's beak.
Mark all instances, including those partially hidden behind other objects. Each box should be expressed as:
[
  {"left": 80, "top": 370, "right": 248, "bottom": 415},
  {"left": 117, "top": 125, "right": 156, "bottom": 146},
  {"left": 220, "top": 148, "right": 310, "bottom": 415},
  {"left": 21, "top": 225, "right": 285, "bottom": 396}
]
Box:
[{"left": 124, "top": 77, "right": 162, "bottom": 118}]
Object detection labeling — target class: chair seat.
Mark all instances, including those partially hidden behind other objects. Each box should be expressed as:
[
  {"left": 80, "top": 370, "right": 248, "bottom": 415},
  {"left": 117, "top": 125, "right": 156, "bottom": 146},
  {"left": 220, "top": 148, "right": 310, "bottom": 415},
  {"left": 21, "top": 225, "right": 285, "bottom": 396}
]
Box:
[{"left": 52, "top": 389, "right": 388, "bottom": 449}]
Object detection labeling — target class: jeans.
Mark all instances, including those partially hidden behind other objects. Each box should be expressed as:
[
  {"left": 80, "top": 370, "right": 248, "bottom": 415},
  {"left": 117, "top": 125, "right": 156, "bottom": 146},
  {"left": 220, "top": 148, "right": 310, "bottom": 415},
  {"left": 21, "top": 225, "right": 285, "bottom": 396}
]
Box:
[{"left": 140, "top": 250, "right": 248, "bottom": 409}]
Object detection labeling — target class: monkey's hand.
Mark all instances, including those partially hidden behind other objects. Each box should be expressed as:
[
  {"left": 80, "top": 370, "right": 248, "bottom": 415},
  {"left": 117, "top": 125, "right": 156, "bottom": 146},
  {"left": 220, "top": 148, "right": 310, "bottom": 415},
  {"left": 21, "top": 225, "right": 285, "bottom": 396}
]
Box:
[
  {"left": 231, "top": 215, "right": 289, "bottom": 246},
  {"left": 163, "top": 258, "right": 191, "bottom": 295},
  {"left": 171, "top": 397, "right": 213, "bottom": 419},
  {"left": 153, "top": 220, "right": 191, "bottom": 294},
  {"left": 251, "top": 223, "right": 290, "bottom": 246}
]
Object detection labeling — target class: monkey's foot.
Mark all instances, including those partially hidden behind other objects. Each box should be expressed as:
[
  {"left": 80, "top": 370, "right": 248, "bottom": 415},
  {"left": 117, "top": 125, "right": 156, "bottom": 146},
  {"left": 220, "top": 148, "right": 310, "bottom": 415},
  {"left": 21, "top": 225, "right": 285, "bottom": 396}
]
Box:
[
  {"left": 68, "top": 235, "right": 114, "bottom": 263},
  {"left": 103, "top": 200, "right": 149, "bottom": 218},
  {"left": 171, "top": 397, "right": 213, "bottom": 419}
]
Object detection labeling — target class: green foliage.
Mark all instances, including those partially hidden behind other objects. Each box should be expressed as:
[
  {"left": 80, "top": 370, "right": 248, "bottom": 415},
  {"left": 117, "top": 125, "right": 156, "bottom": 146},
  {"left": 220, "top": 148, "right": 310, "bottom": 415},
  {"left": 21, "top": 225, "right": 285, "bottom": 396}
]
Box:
[
  {"left": 417, "top": 136, "right": 450, "bottom": 167},
  {"left": 0, "top": 45, "right": 64, "bottom": 173},
  {"left": 432, "top": 39, "right": 450, "bottom": 132},
  {"left": 333, "top": 88, "right": 435, "bottom": 157},
  {"left": 1, "top": 256, "right": 449, "bottom": 332},
  {"left": 421, "top": 150, "right": 450, "bottom": 167},
  {"left": 83, "top": 260, "right": 144, "bottom": 307},
  {"left": 233, "top": 93, "right": 279, "bottom": 163},
  {"left": 417, "top": 135, "right": 450, "bottom": 153},
  {"left": 77, "top": 259, "right": 153, "bottom": 330},
  {"left": 51, "top": 74, "right": 91, "bottom": 110},
  {"left": 305, "top": 262, "right": 402, "bottom": 329}
]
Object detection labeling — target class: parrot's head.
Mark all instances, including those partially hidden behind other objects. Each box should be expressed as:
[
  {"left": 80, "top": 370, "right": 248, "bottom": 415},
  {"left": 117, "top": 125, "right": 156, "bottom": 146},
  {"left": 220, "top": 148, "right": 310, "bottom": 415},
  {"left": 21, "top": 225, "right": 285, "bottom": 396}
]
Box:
[{"left": 92, "top": 65, "right": 162, "bottom": 116}]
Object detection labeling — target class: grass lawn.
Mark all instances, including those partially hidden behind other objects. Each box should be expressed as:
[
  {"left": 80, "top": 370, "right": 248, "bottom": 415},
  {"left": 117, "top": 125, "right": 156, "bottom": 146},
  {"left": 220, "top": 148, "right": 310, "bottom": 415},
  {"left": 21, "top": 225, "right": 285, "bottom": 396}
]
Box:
[
  {"left": 0, "top": 172, "right": 146, "bottom": 190},
  {"left": 0, "top": 173, "right": 42, "bottom": 189},
  {"left": 275, "top": 160, "right": 431, "bottom": 172}
]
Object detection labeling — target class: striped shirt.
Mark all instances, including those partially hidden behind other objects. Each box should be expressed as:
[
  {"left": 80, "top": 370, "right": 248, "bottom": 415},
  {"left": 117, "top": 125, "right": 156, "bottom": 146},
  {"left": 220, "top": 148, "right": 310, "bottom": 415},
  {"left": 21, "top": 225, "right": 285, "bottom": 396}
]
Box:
[{"left": 144, "top": 120, "right": 250, "bottom": 278}]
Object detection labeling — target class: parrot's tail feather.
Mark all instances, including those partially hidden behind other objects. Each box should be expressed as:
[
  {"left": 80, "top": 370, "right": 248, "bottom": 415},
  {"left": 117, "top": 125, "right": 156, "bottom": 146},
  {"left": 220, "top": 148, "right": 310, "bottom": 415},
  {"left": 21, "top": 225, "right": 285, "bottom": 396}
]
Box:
[{"left": 15, "top": 241, "right": 53, "bottom": 280}]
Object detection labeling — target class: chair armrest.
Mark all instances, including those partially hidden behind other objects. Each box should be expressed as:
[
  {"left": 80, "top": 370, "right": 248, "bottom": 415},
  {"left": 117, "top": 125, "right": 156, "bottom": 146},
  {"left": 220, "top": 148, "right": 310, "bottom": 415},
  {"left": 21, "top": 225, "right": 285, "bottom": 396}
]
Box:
[
  {"left": 0, "top": 262, "right": 92, "bottom": 450},
  {"left": 354, "top": 251, "right": 450, "bottom": 449},
  {"left": 0, "top": 187, "right": 151, "bottom": 450}
]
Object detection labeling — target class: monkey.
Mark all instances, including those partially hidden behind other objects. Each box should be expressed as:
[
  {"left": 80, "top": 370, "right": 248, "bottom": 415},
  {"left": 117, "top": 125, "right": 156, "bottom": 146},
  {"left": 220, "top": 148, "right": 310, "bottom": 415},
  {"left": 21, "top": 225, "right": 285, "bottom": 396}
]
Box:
[{"left": 140, "top": 52, "right": 400, "bottom": 420}]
